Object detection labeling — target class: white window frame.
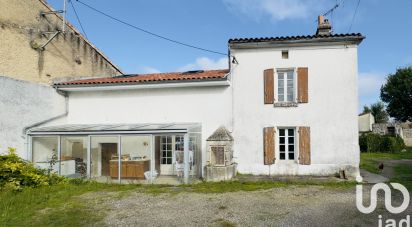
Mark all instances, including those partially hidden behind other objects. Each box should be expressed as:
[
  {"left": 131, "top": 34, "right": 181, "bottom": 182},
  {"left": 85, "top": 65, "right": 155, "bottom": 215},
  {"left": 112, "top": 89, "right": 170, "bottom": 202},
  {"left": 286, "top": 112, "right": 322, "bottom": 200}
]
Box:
[
  {"left": 276, "top": 68, "right": 297, "bottom": 103},
  {"left": 277, "top": 127, "right": 297, "bottom": 161}
]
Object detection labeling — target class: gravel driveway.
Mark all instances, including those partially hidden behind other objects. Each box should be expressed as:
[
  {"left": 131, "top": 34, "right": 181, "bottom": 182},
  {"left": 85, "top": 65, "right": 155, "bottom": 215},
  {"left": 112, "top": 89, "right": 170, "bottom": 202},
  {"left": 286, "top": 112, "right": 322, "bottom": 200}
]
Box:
[{"left": 81, "top": 185, "right": 411, "bottom": 227}]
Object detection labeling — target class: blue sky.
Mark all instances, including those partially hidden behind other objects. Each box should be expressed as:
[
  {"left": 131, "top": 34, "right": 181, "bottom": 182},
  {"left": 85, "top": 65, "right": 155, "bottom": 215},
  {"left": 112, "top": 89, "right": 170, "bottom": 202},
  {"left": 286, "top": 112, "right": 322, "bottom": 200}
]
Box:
[{"left": 48, "top": 0, "right": 412, "bottom": 111}]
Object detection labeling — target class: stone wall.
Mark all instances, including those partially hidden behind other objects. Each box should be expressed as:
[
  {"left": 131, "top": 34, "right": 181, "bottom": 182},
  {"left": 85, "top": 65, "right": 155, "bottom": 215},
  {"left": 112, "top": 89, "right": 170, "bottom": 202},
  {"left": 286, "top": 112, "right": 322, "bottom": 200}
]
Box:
[
  {"left": 372, "top": 123, "right": 388, "bottom": 135},
  {"left": 0, "top": 0, "right": 122, "bottom": 84},
  {"left": 402, "top": 129, "right": 412, "bottom": 146}
]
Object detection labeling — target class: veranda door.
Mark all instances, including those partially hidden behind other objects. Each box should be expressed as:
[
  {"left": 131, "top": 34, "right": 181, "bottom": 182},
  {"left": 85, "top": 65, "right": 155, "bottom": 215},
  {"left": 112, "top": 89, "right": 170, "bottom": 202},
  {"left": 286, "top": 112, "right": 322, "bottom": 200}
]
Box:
[{"left": 160, "top": 135, "right": 184, "bottom": 175}]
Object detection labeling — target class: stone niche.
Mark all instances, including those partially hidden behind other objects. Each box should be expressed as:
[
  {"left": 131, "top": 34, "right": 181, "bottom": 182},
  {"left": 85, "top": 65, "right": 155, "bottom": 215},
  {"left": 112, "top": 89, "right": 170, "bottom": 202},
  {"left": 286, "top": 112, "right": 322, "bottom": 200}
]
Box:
[{"left": 204, "top": 126, "right": 237, "bottom": 182}]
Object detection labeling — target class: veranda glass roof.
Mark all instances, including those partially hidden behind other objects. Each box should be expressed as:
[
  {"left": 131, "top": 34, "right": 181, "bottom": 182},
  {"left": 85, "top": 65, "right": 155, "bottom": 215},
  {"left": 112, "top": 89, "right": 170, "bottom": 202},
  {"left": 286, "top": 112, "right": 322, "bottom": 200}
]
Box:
[{"left": 28, "top": 123, "right": 201, "bottom": 135}]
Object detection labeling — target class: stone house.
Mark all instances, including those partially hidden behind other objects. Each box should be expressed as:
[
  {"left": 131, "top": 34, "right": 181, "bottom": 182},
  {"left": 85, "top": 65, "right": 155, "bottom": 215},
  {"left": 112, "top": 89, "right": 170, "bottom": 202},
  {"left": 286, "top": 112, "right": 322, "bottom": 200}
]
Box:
[
  {"left": 0, "top": 0, "right": 122, "bottom": 84},
  {"left": 19, "top": 16, "right": 365, "bottom": 183},
  {"left": 372, "top": 122, "right": 412, "bottom": 146}
]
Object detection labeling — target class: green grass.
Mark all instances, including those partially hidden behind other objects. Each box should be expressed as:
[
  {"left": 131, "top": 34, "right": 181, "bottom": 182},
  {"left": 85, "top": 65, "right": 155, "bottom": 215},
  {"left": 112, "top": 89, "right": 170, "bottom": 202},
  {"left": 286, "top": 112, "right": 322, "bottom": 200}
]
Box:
[
  {"left": 0, "top": 179, "right": 356, "bottom": 226},
  {"left": 360, "top": 149, "right": 412, "bottom": 173},
  {"left": 392, "top": 164, "right": 412, "bottom": 190},
  {"left": 0, "top": 182, "right": 141, "bottom": 226}
]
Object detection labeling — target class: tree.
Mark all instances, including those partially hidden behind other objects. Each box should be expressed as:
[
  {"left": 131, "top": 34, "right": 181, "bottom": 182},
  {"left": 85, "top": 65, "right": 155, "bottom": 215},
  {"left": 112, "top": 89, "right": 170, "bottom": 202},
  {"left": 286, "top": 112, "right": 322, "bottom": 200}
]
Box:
[
  {"left": 361, "top": 105, "right": 371, "bottom": 114},
  {"left": 369, "top": 102, "right": 389, "bottom": 123},
  {"left": 381, "top": 67, "right": 412, "bottom": 122}
]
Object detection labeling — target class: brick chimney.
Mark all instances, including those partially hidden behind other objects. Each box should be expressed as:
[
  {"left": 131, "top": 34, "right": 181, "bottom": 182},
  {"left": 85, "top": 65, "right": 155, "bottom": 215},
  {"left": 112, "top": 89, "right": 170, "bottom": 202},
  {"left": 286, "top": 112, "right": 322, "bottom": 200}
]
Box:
[{"left": 316, "top": 15, "right": 332, "bottom": 36}]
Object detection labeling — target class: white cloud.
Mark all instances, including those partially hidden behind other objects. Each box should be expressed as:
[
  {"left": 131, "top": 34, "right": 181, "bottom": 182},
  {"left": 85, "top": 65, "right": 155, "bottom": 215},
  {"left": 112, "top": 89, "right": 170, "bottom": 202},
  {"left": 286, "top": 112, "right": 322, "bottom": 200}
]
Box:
[
  {"left": 138, "top": 66, "right": 161, "bottom": 74},
  {"left": 178, "top": 57, "right": 228, "bottom": 72},
  {"left": 358, "top": 72, "right": 385, "bottom": 97},
  {"left": 358, "top": 72, "right": 387, "bottom": 111},
  {"left": 222, "top": 0, "right": 326, "bottom": 22}
]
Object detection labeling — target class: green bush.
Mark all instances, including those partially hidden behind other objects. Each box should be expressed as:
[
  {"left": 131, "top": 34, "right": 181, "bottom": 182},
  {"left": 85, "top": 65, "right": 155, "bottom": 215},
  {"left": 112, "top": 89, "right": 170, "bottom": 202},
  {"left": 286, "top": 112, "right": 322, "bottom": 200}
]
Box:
[
  {"left": 359, "top": 133, "right": 406, "bottom": 153},
  {"left": 0, "top": 148, "right": 66, "bottom": 191}
]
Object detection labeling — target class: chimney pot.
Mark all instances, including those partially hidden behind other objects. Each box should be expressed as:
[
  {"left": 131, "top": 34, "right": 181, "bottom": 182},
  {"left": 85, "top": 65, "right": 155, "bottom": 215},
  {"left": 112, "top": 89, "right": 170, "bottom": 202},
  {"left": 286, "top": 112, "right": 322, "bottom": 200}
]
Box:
[
  {"left": 318, "top": 15, "right": 324, "bottom": 25},
  {"left": 316, "top": 15, "right": 332, "bottom": 36}
]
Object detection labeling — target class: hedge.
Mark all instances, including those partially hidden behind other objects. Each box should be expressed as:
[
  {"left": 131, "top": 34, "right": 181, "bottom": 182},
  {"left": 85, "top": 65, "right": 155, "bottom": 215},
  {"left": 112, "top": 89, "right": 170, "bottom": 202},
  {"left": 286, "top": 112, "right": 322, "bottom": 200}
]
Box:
[{"left": 359, "top": 133, "right": 406, "bottom": 153}]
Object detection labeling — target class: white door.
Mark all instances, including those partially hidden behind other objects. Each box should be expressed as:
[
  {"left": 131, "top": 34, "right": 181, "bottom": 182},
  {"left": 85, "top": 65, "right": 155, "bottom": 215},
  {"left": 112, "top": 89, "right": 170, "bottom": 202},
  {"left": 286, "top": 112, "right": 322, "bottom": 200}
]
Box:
[
  {"left": 160, "top": 135, "right": 184, "bottom": 175},
  {"left": 160, "top": 136, "right": 173, "bottom": 175}
]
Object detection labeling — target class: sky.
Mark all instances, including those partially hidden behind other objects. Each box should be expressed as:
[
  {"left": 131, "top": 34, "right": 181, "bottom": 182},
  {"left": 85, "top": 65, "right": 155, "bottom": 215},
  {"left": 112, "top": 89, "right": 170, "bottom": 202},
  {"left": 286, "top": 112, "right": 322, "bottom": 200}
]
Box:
[{"left": 47, "top": 0, "right": 412, "bottom": 112}]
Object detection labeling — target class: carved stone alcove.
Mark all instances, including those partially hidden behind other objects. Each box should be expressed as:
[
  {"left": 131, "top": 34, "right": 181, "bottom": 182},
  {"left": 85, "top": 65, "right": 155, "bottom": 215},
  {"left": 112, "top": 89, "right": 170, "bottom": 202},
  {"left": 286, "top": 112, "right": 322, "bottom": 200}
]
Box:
[{"left": 204, "top": 126, "right": 236, "bottom": 182}]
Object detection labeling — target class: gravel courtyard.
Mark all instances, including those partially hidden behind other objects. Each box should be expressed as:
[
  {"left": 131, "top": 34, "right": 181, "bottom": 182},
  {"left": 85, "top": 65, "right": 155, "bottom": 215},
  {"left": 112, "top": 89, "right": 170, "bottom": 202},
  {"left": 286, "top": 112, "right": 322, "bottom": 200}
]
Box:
[{"left": 79, "top": 185, "right": 411, "bottom": 227}]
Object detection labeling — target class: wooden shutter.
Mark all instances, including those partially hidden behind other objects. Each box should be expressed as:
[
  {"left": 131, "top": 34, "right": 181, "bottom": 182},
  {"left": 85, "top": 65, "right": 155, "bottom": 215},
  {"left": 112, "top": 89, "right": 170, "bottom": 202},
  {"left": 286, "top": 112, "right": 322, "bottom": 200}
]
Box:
[
  {"left": 297, "top": 67, "right": 308, "bottom": 103},
  {"left": 298, "top": 127, "right": 311, "bottom": 165},
  {"left": 263, "top": 127, "right": 276, "bottom": 165},
  {"left": 264, "top": 69, "right": 274, "bottom": 104}
]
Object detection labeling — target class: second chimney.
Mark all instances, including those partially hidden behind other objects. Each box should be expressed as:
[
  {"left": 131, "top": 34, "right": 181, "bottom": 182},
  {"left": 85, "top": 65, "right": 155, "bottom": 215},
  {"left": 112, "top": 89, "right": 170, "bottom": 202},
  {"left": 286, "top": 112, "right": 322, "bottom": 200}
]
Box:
[{"left": 316, "top": 15, "right": 332, "bottom": 36}]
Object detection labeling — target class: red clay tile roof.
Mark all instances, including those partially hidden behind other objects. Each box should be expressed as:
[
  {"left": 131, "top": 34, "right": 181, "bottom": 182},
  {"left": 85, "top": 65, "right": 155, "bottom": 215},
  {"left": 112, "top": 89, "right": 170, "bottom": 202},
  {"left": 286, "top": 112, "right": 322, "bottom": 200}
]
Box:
[
  {"left": 228, "top": 33, "right": 364, "bottom": 44},
  {"left": 55, "top": 69, "right": 229, "bottom": 86}
]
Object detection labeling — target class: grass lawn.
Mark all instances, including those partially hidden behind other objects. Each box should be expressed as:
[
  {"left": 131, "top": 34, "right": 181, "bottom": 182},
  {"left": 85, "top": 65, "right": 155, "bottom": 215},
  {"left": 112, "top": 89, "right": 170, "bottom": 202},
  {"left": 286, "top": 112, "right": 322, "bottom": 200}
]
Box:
[
  {"left": 0, "top": 179, "right": 355, "bottom": 226},
  {"left": 360, "top": 147, "right": 412, "bottom": 174},
  {"left": 360, "top": 147, "right": 412, "bottom": 189}
]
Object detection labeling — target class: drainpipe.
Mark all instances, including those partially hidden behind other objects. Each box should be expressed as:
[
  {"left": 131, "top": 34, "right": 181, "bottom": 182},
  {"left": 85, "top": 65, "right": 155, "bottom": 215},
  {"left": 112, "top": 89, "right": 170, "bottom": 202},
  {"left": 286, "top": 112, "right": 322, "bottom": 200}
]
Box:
[{"left": 22, "top": 93, "right": 68, "bottom": 135}]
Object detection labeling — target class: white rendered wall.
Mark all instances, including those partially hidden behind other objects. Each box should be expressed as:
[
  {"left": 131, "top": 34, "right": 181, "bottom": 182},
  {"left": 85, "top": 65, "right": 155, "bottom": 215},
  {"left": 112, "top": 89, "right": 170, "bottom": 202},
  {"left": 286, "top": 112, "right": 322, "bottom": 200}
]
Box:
[
  {"left": 0, "top": 76, "right": 66, "bottom": 159},
  {"left": 66, "top": 86, "right": 233, "bottom": 175},
  {"left": 230, "top": 45, "right": 360, "bottom": 177}
]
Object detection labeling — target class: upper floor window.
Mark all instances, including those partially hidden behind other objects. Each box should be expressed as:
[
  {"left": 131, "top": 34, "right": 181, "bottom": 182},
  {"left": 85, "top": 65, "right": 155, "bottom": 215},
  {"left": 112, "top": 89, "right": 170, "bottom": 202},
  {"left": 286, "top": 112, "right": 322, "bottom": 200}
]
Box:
[{"left": 277, "top": 70, "right": 295, "bottom": 102}]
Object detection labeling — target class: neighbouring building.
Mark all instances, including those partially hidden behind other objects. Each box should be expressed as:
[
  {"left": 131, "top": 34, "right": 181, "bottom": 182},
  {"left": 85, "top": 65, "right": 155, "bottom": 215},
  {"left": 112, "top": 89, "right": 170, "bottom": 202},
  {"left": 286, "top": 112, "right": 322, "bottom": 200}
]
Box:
[
  {"left": 0, "top": 0, "right": 122, "bottom": 84},
  {"left": 372, "top": 122, "right": 412, "bottom": 147},
  {"left": 21, "top": 16, "right": 364, "bottom": 183},
  {"left": 358, "top": 112, "right": 375, "bottom": 133}
]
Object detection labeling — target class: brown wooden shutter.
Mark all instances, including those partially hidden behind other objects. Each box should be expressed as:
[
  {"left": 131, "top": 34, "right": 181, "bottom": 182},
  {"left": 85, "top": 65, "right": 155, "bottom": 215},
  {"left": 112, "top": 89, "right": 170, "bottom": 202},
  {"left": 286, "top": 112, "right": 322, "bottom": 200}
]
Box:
[
  {"left": 264, "top": 69, "right": 274, "bottom": 104},
  {"left": 297, "top": 67, "right": 308, "bottom": 103},
  {"left": 263, "top": 127, "right": 276, "bottom": 165},
  {"left": 298, "top": 127, "right": 311, "bottom": 165}
]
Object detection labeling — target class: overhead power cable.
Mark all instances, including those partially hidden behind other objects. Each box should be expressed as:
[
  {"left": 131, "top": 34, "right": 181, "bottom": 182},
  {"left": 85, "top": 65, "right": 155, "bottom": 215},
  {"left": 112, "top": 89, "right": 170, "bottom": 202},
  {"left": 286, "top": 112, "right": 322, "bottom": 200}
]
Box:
[
  {"left": 348, "top": 0, "right": 361, "bottom": 33},
  {"left": 69, "top": 0, "right": 88, "bottom": 38},
  {"left": 74, "top": 0, "right": 228, "bottom": 56}
]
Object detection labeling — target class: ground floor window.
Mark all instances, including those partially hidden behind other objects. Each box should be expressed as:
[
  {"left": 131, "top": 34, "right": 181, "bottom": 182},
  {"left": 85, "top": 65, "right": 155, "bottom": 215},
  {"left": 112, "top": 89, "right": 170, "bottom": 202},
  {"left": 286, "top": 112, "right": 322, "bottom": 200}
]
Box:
[{"left": 279, "top": 128, "right": 295, "bottom": 160}]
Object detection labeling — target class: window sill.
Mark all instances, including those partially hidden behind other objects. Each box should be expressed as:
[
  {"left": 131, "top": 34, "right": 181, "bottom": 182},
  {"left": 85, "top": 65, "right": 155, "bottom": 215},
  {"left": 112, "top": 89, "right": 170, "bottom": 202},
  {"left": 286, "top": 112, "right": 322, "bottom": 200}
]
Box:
[{"left": 273, "top": 102, "right": 298, "bottom": 107}]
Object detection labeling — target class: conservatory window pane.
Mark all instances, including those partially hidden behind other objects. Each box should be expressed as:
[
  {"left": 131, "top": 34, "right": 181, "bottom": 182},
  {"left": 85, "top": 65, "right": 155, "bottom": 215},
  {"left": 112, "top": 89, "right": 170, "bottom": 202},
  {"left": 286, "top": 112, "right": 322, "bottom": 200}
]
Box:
[
  {"left": 32, "top": 137, "right": 59, "bottom": 173},
  {"left": 60, "top": 136, "right": 88, "bottom": 178}
]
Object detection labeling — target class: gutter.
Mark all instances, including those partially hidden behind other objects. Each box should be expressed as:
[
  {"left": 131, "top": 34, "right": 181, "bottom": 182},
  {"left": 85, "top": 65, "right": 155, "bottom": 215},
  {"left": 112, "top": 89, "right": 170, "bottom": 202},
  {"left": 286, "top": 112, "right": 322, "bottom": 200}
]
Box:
[
  {"left": 22, "top": 94, "right": 69, "bottom": 135},
  {"left": 54, "top": 77, "right": 231, "bottom": 92}
]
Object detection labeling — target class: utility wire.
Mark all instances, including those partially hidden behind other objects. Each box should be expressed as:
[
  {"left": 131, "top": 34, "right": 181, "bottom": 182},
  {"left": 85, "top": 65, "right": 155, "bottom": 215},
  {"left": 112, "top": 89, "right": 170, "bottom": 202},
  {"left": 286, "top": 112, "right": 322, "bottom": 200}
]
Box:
[
  {"left": 69, "top": 0, "right": 88, "bottom": 39},
  {"left": 348, "top": 0, "right": 361, "bottom": 33},
  {"left": 74, "top": 0, "right": 227, "bottom": 56}
]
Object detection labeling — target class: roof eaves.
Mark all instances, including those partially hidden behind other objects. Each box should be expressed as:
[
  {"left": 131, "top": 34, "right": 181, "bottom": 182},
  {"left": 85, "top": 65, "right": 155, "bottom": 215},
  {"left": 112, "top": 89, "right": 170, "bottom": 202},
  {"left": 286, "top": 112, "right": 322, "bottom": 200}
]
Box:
[{"left": 54, "top": 75, "right": 229, "bottom": 89}]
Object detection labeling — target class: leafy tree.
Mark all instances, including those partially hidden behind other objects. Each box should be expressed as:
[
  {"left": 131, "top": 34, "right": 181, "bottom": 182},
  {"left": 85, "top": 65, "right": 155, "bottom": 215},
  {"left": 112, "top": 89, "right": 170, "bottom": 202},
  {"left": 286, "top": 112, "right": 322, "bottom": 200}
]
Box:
[
  {"left": 361, "top": 105, "right": 371, "bottom": 114},
  {"left": 381, "top": 67, "right": 412, "bottom": 121},
  {"left": 361, "top": 102, "right": 388, "bottom": 123},
  {"left": 370, "top": 102, "right": 389, "bottom": 123}
]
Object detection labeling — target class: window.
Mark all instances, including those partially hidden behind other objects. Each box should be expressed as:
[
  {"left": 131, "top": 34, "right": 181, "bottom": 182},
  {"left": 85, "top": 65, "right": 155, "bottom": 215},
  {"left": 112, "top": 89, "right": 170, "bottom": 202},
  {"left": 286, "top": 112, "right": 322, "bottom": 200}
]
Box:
[
  {"left": 281, "top": 50, "right": 289, "bottom": 59},
  {"left": 279, "top": 128, "right": 295, "bottom": 160},
  {"left": 277, "top": 70, "right": 295, "bottom": 102}
]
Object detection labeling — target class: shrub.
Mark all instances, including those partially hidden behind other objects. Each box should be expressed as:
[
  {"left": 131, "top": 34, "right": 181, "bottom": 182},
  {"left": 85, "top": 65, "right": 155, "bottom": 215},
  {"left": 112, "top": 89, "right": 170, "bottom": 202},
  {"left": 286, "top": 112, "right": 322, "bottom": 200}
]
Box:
[
  {"left": 359, "top": 133, "right": 406, "bottom": 153},
  {"left": 0, "top": 148, "right": 66, "bottom": 191}
]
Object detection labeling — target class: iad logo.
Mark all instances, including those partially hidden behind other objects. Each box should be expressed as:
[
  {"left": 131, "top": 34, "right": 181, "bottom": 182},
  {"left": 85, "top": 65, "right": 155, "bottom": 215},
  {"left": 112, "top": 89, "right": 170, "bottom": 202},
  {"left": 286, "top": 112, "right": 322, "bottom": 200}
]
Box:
[{"left": 356, "top": 183, "right": 410, "bottom": 214}]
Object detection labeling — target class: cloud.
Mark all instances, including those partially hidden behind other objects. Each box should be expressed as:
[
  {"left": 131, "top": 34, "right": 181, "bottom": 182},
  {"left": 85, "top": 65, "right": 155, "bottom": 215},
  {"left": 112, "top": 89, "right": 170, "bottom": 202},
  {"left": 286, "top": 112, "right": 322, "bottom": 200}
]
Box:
[
  {"left": 222, "top": 0, "right": 326, "bottom": 22},
  {"left": 358, "top": 72, "right": 386, "bottom": 110},
  {"left": 178, "top": 57, "right": 228, "bottom": 72},
  {"left": 137, "top": 66, "right": 161, "bottom": 74},
  {"left": 358, "top": 72, "right": 385, "bottom": 97}
]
